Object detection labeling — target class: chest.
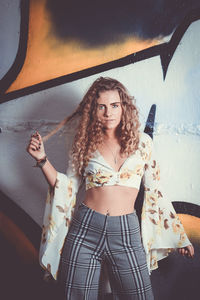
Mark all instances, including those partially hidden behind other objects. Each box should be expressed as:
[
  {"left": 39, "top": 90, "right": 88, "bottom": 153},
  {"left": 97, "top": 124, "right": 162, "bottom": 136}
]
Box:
[{"left": 98, "top": 144, "right": 129, "bottom": 172}]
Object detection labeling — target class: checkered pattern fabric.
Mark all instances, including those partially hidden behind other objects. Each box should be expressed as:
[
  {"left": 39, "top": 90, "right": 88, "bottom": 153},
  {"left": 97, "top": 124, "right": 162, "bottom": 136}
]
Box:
[{"left": 58, "top": 203, "right": 154, "bottom": 300}]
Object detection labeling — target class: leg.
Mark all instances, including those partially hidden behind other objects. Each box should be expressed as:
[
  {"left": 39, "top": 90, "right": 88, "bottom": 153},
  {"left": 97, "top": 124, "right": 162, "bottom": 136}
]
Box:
[
  {"left": 57, "top": 205, "right": 106, "bottom": 300},
  {"left": 106, "top": 212, "right": 154, "bottom": 300}
]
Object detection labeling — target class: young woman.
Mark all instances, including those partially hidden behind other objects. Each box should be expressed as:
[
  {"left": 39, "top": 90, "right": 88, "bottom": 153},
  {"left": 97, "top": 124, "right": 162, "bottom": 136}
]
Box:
[{"left": 27, "top": 77, "right": 194, "bottom": 300}]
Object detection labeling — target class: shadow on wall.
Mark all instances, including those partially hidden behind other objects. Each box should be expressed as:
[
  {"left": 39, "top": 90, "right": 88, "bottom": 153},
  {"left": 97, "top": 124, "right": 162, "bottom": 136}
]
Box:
[{"left": 151, "top": 244, "right": 200, "bottom": 300}]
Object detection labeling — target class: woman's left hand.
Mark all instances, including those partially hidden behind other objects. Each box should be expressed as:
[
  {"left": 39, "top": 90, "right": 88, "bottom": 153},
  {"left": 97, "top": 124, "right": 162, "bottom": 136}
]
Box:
[{"left": 178, "top": 244, "right": 194, "bottom": 258}]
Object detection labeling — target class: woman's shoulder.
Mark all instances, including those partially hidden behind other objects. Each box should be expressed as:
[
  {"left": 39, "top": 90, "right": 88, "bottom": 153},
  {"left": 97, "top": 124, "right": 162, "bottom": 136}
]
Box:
[{"left": 139, "top": 131, "right": 153, "bottom": 147}]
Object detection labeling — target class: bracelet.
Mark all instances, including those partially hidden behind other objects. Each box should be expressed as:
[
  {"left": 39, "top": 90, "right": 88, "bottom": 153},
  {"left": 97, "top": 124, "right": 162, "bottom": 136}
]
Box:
[{"left": 33, "top": 155, "right": 48, "bottom": 168}]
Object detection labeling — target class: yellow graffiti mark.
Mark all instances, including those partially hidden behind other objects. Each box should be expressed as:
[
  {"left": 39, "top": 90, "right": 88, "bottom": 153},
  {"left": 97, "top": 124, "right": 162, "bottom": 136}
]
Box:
[{"left": 178, "top": 214, "right": 200, "bottom": 244}]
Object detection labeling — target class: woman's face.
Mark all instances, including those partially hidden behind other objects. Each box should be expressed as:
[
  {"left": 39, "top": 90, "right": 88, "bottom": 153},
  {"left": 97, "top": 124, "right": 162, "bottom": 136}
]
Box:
[{"left": 96, "top": 90, "right": 122, "bottom": 130}]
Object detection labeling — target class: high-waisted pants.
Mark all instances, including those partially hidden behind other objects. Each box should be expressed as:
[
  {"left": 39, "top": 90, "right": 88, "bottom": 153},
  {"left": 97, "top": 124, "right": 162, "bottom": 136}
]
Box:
[{"left": 57, "top": 202, "right": 154, "bottom": 300}]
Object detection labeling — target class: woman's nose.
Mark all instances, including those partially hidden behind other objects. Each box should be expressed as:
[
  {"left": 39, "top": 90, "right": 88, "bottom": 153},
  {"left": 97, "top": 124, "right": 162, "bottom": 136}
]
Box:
[{"left": 104, "top": 107, "right": 111, "bottom": 117}]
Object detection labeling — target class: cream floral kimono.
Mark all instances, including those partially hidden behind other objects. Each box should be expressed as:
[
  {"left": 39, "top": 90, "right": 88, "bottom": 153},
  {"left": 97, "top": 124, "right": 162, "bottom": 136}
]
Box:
[{"left": 39, "top": 133, "right": 191, "bottom": 280}]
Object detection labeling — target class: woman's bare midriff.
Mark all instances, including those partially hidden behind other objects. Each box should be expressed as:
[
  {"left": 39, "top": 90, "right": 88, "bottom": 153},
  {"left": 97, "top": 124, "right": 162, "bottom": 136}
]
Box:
[{"left": 83, "top": 185, "right": 139, "bottom": 216}]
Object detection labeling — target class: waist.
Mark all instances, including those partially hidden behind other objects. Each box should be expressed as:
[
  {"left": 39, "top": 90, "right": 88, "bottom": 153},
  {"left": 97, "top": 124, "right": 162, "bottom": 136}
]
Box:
[
  {"left": 83, "top": 185, "right": 139, "bottom": 216},
  {"left": 72, "top": 202, "right": 139, "bottom": 232},
  {"left": 79, "top": 202, "right": 137, "bottom": 218}
]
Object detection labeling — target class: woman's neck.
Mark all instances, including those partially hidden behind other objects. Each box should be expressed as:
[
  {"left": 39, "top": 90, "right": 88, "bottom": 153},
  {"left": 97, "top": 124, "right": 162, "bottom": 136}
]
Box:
[{"left": 103, "top": 128, "right": 119, "bottom": 141}]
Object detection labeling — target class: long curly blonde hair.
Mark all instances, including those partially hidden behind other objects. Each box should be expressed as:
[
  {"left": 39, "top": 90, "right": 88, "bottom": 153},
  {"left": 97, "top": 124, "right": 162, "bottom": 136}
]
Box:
[{"left": 44, "top": 77, "right": 140, "bottom": 175}]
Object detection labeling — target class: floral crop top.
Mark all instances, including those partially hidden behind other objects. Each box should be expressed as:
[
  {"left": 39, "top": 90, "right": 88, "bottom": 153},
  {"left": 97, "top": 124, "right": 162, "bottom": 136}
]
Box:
[
  {"left": 84, "top": 147, "right": 149, "bottom": 191},
  {"left": 39, "top": 132, "right": 191, "bottom": 280}
]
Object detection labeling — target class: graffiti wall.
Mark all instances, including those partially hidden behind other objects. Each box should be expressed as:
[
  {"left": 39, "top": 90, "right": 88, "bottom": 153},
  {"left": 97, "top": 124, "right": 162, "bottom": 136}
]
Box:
[{"left": 1, "top": 0, "right": 200, "bottom": 299}]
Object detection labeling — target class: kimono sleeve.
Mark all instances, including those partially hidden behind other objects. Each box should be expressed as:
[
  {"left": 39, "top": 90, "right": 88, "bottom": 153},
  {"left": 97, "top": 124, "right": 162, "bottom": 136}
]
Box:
[
  {"left": 141, "top": 134, "right": 191, "bottom": 273},
  {"left": 39, "top": 166, "right": 81, "bottom": 280}
]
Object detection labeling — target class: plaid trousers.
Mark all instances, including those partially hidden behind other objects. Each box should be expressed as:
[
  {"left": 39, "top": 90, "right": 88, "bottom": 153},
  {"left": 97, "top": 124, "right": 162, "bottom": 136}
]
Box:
[{"left": 57, "top": 202, "right": 154, "bottom": 300}]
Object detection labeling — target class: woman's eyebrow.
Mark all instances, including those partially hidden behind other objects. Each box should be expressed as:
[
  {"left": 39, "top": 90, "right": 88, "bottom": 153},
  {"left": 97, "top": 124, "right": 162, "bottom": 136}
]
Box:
[
  {"left": 110, "top": 102, "right": 120, "bottom": 105},
  {"left": 98, "top": 102, "right": 120, "bottom": 105}
]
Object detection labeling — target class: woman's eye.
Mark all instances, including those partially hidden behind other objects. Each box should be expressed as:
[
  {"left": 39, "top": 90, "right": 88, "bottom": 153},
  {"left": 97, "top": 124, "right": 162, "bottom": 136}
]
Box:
[
  {"left": 112, "top": 104, "right": 119, "bottom": 108},
  {"left": 98, "top": 105, "right": 104, "bottom": 110}
]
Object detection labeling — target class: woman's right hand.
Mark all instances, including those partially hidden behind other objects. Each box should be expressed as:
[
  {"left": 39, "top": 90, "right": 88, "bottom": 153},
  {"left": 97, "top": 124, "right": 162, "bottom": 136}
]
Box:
[{"left": 26, "top": 131, "right": 46, "bottom": 161}]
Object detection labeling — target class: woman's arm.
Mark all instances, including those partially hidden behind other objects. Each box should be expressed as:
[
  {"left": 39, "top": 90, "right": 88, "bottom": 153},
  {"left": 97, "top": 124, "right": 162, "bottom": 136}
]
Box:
[
  {"left": 27, "top": 132, "right": 82, "bottom": 279},
  {"left": 141, "top": 133, "right": 194, "bottom": 272},
  {"left": 26, "top": 131, "right": 57, "bottom": 187}
]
